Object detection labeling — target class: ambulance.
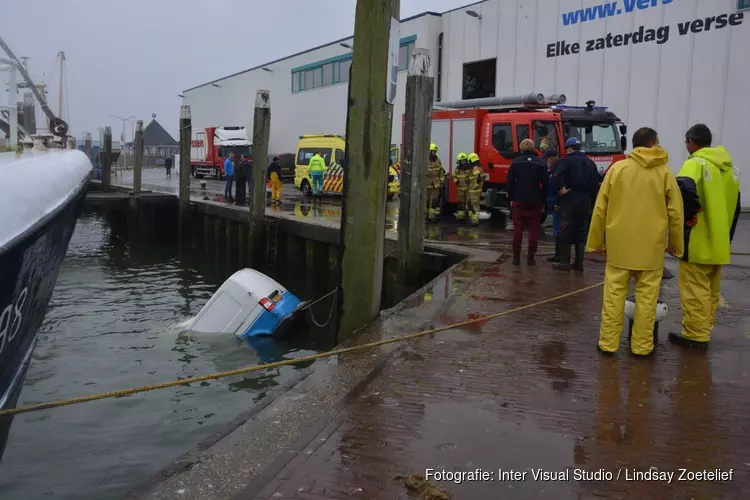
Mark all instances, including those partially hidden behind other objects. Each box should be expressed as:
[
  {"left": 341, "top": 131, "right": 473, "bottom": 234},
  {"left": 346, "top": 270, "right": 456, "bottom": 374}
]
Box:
[{"left": 293, "top": 134, "right": 401, "bottom": 199}]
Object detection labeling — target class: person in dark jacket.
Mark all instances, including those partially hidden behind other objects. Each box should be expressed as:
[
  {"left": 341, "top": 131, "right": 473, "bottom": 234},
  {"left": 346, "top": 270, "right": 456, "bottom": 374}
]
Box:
[
  {"left": 552, "top": 137, "right": 600, "bottom": 271},
  {"left": 164, "top": 156, "right": 173, "bottom": 177},
  {"left": 507, "top": 139, "right": 550, "bottom": 266},
  {"left": 544, "top": 149, "right": 563, "bottom": 262},
  {"left": 235, "top": 154, "right": 249, "bottom": 205}
]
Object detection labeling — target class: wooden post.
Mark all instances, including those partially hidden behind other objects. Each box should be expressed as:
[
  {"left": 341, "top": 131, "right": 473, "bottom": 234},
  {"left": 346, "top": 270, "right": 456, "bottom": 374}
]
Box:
[
  {"left": 133, "top": 120, "right": 144, "bottom": 193},
  {"left": 336, "top": 0, "right": 400, "bottom": 339},
  {"left": 398, "top": 49, "right": 433, "bottom": 285},
  {"left": 248, "top": 90, "right": 270, "bottom": 266},
  {"left": 102, "top": 127, "right": 112, "bottom": 192},
  {"left": 178, "top": 105, "right": 192, "bottom": 233}
]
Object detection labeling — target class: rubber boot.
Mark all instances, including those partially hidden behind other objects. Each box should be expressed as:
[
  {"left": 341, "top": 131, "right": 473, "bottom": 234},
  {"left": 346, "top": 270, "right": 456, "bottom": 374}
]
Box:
[
  {"left": 455, "top": 210, "right": 465, "bottom": 221},
  {"left": 547, "top": 239, "right": 562, "bottom": 263},
  {"left": 572, "top": 243, "right": 585, "bottom": 271},
  {"left": 553, "top": 243, "right": 571, "bottom": 271}
]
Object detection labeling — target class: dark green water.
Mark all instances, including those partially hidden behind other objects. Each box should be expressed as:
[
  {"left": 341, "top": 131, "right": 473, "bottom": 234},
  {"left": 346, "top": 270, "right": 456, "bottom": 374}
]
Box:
[{"left": 0, "top": 212, "right": 337, "bottom": 499}]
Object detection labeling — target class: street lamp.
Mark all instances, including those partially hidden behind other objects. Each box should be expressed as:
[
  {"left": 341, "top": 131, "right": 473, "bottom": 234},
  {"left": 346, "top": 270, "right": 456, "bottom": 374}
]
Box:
[
  {"left": 111, "top": 113, "right": 135, "bottom": 174},
  {"left": 211, "top": 83, "right": 221, "bottom": 88},
  {"left": 340, "top": 42, "right": 353, "bottom": 49},
  {"left": 466, "top": 10, "right": 482, "bottom": 19},
  {"left": 261, "top": 67, "right": 272, "bottom": 72},
  {"left": 177, "top": 94, "right": 185, "bottom": 98}
]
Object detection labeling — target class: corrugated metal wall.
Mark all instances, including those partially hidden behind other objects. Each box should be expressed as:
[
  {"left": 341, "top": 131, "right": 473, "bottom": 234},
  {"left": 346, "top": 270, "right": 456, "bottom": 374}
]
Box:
[{"left": 441, "top": 0, "right": 749, "bottom": 203}]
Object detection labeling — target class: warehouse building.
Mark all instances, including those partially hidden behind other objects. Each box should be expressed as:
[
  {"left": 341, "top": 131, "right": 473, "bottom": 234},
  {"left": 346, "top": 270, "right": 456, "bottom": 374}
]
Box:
[{"left": 182, "top": 0, "right": 749, "bottom": 203}]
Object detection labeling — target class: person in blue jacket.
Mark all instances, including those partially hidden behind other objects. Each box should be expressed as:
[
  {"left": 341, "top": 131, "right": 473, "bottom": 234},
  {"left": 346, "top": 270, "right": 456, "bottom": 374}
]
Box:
[
  {"left": 543, "top": 148, "right": 562, "bottom": 262},
  {"left": 224, "top": 153, "right": 236, "bottom": 202}
]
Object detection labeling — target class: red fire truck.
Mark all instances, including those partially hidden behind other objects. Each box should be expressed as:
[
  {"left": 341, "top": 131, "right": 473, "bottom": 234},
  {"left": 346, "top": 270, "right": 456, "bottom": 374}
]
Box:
[
  {"left": 190, "top": 126, "right": 252, "bottom": 179},
  {"left": 409, "top": 93, "right": 628, "bottom": 217}
]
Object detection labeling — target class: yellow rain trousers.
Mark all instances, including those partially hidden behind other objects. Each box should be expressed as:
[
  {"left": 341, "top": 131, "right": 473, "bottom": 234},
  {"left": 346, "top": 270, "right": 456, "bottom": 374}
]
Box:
[
  {"left": 678, "top": 261, "right": 722, "bottom": 343},
  {"left": 599, "top": 264, "right": 663, "bottom": 356}
]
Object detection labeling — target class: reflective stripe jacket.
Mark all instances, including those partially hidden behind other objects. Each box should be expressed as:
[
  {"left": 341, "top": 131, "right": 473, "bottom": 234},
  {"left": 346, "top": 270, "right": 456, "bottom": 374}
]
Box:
[
  {"left": 677, "top": 146, "right": 741, "bottom": 265},
  {"left": 309, "top": 154, "right": 327, "bottom": 173},
  {"left": 427, "top": 156, "right": 445, "bottom": 189}
]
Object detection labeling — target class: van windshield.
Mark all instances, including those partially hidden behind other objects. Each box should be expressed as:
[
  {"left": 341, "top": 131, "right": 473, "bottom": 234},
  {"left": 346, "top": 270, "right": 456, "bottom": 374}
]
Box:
[
  {"left": 297, "top": 148, "right": 333, "bottom": 166},
  {"left": 563, "top": 121, "right": 622, "bottom": 154}
]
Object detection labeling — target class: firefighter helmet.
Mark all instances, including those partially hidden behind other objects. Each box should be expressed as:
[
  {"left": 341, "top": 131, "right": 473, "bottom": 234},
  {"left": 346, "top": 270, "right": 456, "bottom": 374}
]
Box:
[
  {"left": 468, "top": 153, "right": 479, "bottom": 163},
  {"left": 456, "top": 152, "right": 468, "bottom": 162},
  {"left": 429, "top": 143, "right": 439, "bottom": 152}
]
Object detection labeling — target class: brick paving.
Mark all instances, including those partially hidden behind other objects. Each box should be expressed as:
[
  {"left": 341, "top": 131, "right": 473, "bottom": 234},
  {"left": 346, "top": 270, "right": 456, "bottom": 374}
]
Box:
[{"left": 237, "top": 220, "right": 750, "bottom": 500}]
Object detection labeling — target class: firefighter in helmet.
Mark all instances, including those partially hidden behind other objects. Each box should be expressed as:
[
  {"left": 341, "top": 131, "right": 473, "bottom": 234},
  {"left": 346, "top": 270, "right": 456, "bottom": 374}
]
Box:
[
  {"left": 426, "top": 143, "right": 445, "bottom": 222},
  {"left": 467, "top": 152, "right": 484, "bottom": 225},
  {"left": 452, "top": 152, "right": 471, "bottom": 221}
]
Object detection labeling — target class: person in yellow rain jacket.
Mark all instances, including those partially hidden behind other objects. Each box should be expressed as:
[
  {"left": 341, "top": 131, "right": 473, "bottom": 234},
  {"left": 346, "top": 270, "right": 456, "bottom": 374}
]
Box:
[
  {"left": 452, "top": 152, "right": 471, "bottom": 220},
  {"left": 467, "top": 153, "right": 484, "bottom": 226},
  {"left": 267, "top": 156, "right": 283, "bottom": 204},
  {"left": 426, "top": 143, "right": 445, "bottom": 222},
  {"left": 669, "top": 124, "right": 741, "bottom": 349},
  {"left": 586, "top": 128, "right": 684, "bottom": 356},
  {"left": 309, "top": 151, "right": 327, "bottom": 199}
]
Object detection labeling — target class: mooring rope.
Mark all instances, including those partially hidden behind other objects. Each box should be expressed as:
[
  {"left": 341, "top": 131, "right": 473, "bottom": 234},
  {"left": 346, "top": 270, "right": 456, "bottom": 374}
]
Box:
[
  {"left": 0, "top": 282, "right": 604, "bottom": 417},
  {"left": 308, "top": 289, "right": 337, "bottom": 328}
]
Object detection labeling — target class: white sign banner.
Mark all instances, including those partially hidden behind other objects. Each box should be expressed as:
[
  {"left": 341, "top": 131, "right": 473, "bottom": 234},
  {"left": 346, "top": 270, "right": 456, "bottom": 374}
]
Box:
[{"left": 386, "top": 17, "right": 400, "bottom": 105}]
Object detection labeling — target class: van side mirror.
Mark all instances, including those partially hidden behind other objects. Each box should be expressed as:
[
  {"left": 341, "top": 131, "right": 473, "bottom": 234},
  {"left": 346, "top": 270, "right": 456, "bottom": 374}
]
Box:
[
  {"left": 621, "top": 135, "right": 627, "bottom": 152},
  {"left": 619, "top": 124, "right": 627, "bottom": 135}
]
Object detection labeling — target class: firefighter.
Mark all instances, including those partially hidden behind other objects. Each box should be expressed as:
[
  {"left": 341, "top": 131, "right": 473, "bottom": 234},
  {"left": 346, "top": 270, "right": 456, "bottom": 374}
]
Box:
[
  {"left": 467, "top": 152, "right": 484, "bottom": 226},
  {"left": 553, "top": 137, "right": 599, "bottom": 271},
  {"left": 426, "top": 143, "right": 445, "bottom": 222},
  {"left": 586, "top": 127, "right": 684, "bottom": 356},
  {"left": 670, "top": 124, "right": 741, "bottom": 349},
  {"left": 452, "top": 152, "right": 471, "bottom": 221}
]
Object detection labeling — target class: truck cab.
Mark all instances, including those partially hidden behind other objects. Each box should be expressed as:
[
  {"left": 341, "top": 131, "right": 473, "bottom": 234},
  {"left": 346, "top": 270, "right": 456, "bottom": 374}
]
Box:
[
  {"left": 191, "top": 126, "right": 252, "bottom": 179},
  {"left": 420, "top": 94, "right": 627, "bottom": 215}
]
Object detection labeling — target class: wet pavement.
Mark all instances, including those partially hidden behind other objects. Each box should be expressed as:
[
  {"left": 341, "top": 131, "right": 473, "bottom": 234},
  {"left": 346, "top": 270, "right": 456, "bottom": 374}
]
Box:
[
  {"left": 111, "top": 169, "right": 522, "bottom": 241},
  {"left": 231, "top": 220, "right": 750, "bottom": 500},
  {"left": 116, "top": 168, "right": 750, "bottom": 500}
]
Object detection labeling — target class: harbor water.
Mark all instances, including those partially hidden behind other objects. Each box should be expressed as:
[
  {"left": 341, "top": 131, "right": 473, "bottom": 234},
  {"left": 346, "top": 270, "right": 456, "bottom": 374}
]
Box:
[{"left": 0, "top": 212, "right": 337, "bottom": 500}]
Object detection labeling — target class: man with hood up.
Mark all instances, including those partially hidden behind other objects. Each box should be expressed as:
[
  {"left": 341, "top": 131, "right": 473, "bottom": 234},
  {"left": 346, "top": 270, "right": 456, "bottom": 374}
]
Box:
[
  {"left": 586, "top": 127, "right": 684, "bottom": 356},
  {"left": 669, "top": 124, "right": 741, "bottom": 349}
]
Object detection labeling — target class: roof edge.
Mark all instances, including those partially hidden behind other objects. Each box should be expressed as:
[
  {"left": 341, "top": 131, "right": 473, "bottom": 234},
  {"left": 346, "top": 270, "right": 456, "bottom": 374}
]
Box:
[{"left": 182, "top": 10, "right": 443, "bottom": 93}]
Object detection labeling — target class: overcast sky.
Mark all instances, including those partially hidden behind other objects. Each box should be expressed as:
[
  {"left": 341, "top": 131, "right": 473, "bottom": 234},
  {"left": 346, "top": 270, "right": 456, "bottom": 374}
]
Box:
[{"left": 1, "top": 0, "right": 470, "bottom": 141}]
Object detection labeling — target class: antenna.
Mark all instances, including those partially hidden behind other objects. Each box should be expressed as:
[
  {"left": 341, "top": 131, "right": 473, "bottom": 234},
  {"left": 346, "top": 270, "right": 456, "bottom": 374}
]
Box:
[{"left": 58, "top": 51, "right": 65, "bottom": 120}]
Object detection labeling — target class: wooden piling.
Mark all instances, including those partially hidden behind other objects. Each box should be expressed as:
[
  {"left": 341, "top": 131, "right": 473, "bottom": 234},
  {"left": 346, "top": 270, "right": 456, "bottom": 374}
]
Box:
[
  {"left": 133, "top": 120, "right": 144, "bottom": 193},
  {"left": 336, "top": 0, "right": 401, "bottom": 339},
  {"left": 398, "top": 49, "right": 434, "bottom": 285},
  {"left": 178, "top": 105, "right": 192, "bottom": 234},
  {"left": 102, "top": 127, "right": 112, "bottom": 192},
  {"left": 249, "top": 90, "right": 271, "bottom": 267}
]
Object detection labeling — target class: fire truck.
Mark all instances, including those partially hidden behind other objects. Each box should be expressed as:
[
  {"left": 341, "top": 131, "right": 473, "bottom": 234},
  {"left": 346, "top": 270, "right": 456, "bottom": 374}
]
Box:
[
  {"left": 410, "top": 93, "right": 628, "bottom": 216},
  {"left": 190, "top": 126, "right": 252, "bottom": 179}
]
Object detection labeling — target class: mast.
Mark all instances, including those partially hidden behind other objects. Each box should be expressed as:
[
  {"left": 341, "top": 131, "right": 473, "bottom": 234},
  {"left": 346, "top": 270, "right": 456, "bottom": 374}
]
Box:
[
  {"left": 58, "top": 51, "right": 65, "bottom": 120},
  {"left": 0, "top": 34, "right": 68, "bottom": 137}
]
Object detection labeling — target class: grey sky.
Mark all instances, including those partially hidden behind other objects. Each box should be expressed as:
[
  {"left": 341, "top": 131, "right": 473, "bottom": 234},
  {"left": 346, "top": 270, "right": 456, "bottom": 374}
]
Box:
[{"left": 2, "top": 0, "right": 470, "bottom": 141}]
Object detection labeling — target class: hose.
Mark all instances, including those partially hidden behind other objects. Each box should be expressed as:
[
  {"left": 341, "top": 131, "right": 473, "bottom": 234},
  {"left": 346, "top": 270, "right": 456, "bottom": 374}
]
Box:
[{"left": 0, "top": 281, "right": 603, "bottom": 417}]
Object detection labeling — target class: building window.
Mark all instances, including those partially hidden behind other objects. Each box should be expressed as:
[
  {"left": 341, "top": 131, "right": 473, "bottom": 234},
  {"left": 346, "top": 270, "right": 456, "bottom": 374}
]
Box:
[
  {"left": 339, "top": 59, "right": 351, "bottom": 83},
  {"left": 303, "top": 70, "right": 314, "bottom": 90},
  {"left": 322, "top": 63, "right": 333, "bottom": 86},
  {"left": 399, "top": 42, "right": 413, "bottom": 71},
  {"left": 739, "top": 0, "right": 750, "bottom": 11},
  {"left": 291, "top": 36, "right": 416, "bottom": 93},
  {"left": 292, "top": 72, "right": 300, "bottom": 92}
]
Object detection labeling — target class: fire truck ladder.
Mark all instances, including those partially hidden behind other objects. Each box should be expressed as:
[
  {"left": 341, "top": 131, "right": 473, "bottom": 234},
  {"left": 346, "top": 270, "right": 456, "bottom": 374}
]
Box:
[
  {"left": 265, "top": 218, "right": 279, "bottom": 269},
  {"left": 434, "top": 92, "right": 567, "bottom": 111}
]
